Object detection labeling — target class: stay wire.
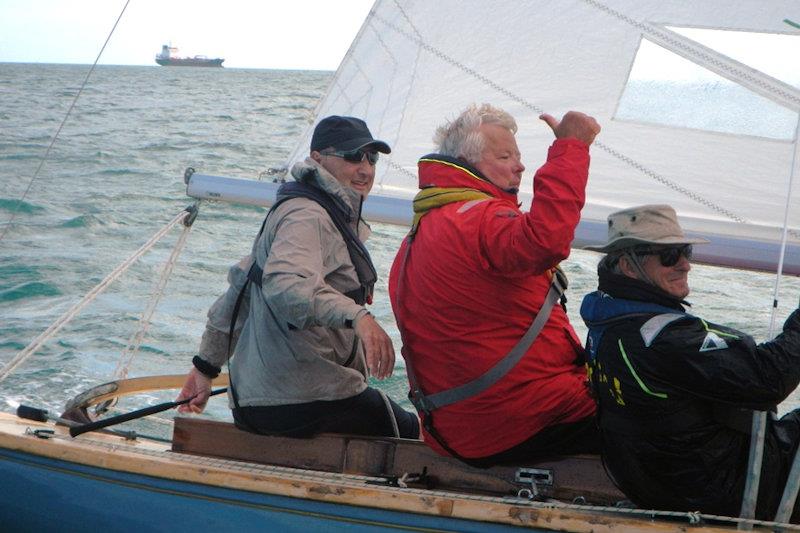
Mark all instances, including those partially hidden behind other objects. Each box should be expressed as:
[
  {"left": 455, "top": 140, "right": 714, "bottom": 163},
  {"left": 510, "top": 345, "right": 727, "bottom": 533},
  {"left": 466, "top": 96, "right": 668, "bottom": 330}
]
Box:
[
  {"left": 0, "top": 209, "right": 189, "bottom": 385},
  {"left": 0, "top": 0, "right": 132, "bottom": 245},
  {"left": 738, "top": 112, "right": 800, "bottom": 528}
]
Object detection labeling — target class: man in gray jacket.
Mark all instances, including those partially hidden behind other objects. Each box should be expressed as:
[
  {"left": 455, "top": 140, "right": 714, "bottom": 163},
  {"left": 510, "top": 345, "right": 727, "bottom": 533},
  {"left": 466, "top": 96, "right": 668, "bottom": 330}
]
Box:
[{"left": 177, "top": 116, "right": 419, "bottom": 439}]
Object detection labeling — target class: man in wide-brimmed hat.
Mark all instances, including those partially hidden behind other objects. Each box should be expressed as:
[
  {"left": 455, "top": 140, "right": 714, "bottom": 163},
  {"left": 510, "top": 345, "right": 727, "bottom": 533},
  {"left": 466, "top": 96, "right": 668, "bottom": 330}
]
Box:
[{"left": 581, "top": 204, "right": 800, "bottom": 520}]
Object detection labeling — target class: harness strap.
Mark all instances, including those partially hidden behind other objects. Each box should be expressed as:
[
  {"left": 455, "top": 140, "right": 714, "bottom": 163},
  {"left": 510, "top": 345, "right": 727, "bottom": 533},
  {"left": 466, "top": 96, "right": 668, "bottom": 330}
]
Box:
[
  {"left": 408, "top": 273, "right": 565, "bottom": 413},
  {"left": 396, "top": 217, "right": 566, "bottom": 462},
  {"left": 247, "top": 260, "right": 366, "bottom": 305}
]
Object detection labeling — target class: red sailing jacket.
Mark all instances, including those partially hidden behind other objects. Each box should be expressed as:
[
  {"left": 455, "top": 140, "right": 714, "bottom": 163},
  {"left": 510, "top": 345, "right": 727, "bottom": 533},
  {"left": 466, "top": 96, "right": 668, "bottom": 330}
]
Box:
[{"left": 388, "top": 139, "right": 596, "bottom": 458}]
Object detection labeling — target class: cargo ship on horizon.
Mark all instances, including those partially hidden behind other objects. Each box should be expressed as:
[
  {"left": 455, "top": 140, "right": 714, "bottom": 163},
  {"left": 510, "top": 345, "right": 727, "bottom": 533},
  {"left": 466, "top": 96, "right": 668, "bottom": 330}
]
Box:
[{"left": 155, "top": 45, "right": 224, "bottom": 67}]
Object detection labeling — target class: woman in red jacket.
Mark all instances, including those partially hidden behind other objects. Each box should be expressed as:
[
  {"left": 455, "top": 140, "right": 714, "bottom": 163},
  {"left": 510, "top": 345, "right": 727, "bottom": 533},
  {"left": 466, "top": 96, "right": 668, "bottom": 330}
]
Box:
[{"left": 389, "top": 104, "right": 601, "bottom": 465}]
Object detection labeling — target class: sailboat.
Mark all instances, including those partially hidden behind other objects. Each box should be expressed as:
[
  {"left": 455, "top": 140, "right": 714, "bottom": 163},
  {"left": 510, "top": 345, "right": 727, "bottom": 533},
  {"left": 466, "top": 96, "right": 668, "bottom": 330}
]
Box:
[{"left": 2, "top": 0, "right": 800, "bottom": 530}]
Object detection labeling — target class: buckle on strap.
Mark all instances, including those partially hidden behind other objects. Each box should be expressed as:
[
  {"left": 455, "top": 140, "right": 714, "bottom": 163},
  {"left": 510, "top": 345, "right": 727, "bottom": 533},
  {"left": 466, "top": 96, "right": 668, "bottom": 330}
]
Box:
[
  {"left": 553, "top": 267, "right": 568, "bottom": 293},
  {"left": 411, "top": 276, "right": 565, "bottom": 413},
  {"left": 551, "top": 266, "right": 568, "bottom": 309},
  {"left": 408, "top": 387, "right": 433, "bottom": 414}
]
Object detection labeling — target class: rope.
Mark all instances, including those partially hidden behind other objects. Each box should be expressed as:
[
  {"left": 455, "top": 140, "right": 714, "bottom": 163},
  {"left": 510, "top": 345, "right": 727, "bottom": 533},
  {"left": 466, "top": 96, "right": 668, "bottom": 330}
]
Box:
[
  {"left": 0, "top": 209, "right": 189, "bottom": 385},
  {"left": 0, "top": 0, "right": 131, "bottom": 245},
  {"left": 112, "top": 213, "right": 197, "bottom": 380}
]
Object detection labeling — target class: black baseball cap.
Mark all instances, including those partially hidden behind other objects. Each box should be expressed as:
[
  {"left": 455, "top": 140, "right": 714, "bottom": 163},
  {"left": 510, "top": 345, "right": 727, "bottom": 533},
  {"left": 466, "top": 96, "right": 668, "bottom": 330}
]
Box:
[{"left": 310, "top": 116, "right": 391, "bottom": 154}]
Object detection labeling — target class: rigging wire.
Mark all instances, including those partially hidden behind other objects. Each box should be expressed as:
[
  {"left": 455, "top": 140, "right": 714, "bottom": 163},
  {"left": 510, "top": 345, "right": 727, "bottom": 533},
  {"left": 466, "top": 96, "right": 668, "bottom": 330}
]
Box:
[
  {"left": 748, "top": 113, "right": 800, "bottom": 526},
  {"left": 112, "top": 205, "right": 199, "bottom": 381},
  {"left": 0, "top": 0, "right": 131, "bottom": 245},
  {"left": 741, "top": 20, "right": 800, "bottom": 524},
  {"left": 0, "top": 209, "right": 190, "bottom": 385}
]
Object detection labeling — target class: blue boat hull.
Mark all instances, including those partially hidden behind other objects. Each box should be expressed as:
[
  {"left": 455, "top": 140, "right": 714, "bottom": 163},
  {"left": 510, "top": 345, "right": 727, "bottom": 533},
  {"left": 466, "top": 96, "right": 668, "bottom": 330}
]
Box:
[{"left": 0, "top": 448, "right": 538, "bottom": 532}]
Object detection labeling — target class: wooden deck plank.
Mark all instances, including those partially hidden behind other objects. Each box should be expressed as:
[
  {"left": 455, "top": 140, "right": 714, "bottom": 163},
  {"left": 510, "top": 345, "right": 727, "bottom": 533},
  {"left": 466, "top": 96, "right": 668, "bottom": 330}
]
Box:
[{"left": 172, "top": 417, "right": 624, "bottom": 503}]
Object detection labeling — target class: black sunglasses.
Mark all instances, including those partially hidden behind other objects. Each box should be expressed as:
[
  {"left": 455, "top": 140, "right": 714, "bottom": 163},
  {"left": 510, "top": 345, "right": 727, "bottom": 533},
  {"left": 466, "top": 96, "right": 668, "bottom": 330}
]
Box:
[
  {"left": 635, "top": 244, "right": 693, "bottom": 267},
  {"left": 324, "top": 148, "right": 379, "bottom": 166}
]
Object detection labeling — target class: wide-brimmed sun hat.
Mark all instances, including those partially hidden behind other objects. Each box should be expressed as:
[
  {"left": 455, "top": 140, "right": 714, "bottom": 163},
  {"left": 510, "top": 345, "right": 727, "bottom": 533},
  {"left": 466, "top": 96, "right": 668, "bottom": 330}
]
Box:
[{"left": 584, "top": 204, "right": 709, "bottom": 253}]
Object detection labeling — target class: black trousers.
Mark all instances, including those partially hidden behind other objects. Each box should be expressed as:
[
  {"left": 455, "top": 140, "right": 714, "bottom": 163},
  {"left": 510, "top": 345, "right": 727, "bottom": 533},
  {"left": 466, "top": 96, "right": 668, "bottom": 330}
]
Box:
[
  {"left": 233, "top": 387, "right": 420, "bottom": 439},
  {"left": 466, "top": 415, "right": 601, "bottom": 468}
]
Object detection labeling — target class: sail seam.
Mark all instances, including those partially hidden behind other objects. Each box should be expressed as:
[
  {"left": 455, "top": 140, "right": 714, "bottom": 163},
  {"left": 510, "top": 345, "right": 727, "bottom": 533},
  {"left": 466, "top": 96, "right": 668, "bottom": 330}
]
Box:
[
  {"left": 582, "top": 0, "right": 800, "bottom": 112},
  {"left": 365, "top": 22, "right": 400, "bottom": 151},
  {"left": 384, "top": 159, "right": 418, "bottom": 182},
  {"left": 380, "top": 0, "right": 426, "bottom": 189}
]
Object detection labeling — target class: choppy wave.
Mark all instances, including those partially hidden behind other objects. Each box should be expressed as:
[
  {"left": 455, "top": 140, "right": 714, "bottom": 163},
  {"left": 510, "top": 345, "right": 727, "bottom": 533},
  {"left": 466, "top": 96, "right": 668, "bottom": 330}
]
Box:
[
  {"left": 95, "top": 168, "right": 150, "bottom": 176},
  {"left": 0, "top": 198, "right": 45, "bottom": 214},
  {"left": 0, "top": 340, "right": 26, "bottom": 352},
  {"left": 0, "top": 281, "right": 60, "bottom": 302},
  {"left": 0, "top": 153, "right": 42, "bottom": 161},
  {"left": 60, "top": 214, "right": 100, "bottom": 228}
]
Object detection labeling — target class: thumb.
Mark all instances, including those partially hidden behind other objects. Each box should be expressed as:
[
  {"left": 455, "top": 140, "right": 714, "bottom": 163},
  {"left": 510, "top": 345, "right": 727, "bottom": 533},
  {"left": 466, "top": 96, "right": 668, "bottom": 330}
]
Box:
[{"left": 539, "top": 113, "right": 559, "bottom": 133}]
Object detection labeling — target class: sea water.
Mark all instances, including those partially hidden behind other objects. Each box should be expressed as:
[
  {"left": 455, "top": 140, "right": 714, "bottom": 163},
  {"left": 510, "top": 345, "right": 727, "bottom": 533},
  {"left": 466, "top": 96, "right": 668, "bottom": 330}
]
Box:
[{"left": 1, "top": 63, "right": 799, "bottom": 437}]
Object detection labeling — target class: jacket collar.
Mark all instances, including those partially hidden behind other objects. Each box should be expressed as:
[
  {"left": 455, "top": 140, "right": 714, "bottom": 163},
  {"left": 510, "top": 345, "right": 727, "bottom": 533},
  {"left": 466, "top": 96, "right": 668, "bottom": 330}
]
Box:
[
  {"left": 289, "top": 157, "right": 371, "bottom": 240},
  {"left": 290, "top": 157, "right": 362, "bottom": 215},
  {"left": 597, "top": 261, "right": 688, "bottom": 311},
  {"left": 418, "top": 154, "right": 519, "bottom": 204}
]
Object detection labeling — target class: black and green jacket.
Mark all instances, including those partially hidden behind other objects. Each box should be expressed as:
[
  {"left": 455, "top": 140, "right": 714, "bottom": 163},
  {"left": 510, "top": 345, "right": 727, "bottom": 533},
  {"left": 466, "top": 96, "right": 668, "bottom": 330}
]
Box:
[{"left": 580, "top": 265, "right": 800, "bottom": 519}]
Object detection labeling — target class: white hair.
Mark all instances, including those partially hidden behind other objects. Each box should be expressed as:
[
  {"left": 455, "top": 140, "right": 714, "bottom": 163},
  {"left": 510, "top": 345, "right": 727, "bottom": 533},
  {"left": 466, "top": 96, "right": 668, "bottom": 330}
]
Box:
[{"left": 433, "top": 103, "right": 518, "bottom": 165}]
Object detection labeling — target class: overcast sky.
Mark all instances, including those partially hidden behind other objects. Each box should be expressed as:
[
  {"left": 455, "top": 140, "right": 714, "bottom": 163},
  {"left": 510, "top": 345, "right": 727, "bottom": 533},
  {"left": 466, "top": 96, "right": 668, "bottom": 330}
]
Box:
[
  {"left": 1, "top": 1, "right": 798, "bottom": 82},
  {"left": 0, "top": 0, "right": 375, "bottom": 70}
]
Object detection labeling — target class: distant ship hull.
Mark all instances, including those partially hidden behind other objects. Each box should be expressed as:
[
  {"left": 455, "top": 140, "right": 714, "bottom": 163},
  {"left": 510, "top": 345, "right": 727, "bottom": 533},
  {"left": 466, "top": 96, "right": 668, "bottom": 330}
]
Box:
[{"left": 155, "top": 57, "right": 224, "bottom": 67}]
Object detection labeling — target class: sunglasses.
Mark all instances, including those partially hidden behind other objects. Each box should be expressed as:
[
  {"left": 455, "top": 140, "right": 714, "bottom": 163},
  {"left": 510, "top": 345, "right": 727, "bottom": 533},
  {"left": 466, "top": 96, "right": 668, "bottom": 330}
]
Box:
[
  {"left": 635, "top": 244, "right": 693, "bottom": 267},
  {"left": 324, "top": 148, "right": 379, "bottom": 166}
]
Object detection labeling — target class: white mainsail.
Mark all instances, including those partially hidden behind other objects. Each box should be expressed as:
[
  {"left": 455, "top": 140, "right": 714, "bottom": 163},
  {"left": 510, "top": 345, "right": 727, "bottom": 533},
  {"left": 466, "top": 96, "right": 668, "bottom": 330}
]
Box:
[{"left": 277, "top": 0, "right": 800, "bottom": 274}]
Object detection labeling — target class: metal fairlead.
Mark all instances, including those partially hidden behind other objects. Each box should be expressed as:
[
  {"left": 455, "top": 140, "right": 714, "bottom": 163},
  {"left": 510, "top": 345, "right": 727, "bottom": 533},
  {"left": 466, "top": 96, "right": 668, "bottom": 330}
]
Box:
[
  {"left": 515, "top": 467, "right": 553, "bottom": 501},
  {"left": 182, "top": 203, "right": 200, "bottom": 227}
]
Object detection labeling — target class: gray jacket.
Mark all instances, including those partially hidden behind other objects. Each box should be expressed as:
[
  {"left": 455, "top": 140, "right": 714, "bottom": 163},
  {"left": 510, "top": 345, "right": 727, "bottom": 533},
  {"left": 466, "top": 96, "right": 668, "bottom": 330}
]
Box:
[{"left": 198, "top": 157, "right": 371, "bottom": 406}]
